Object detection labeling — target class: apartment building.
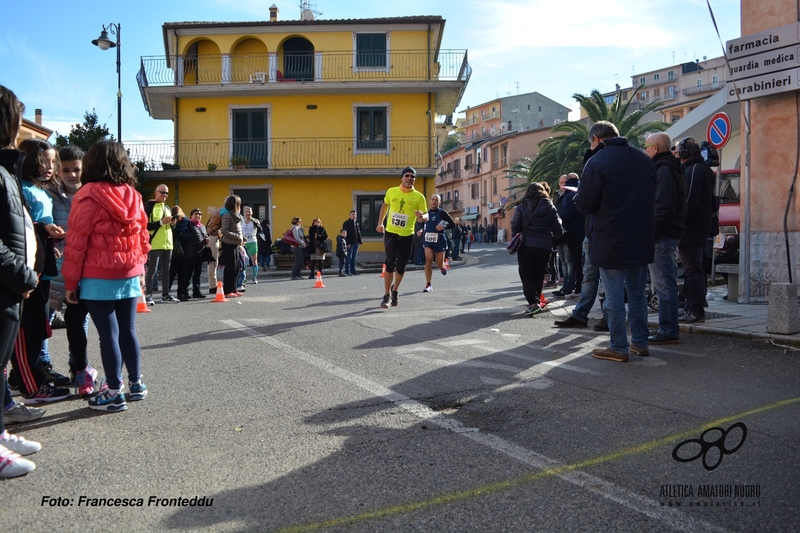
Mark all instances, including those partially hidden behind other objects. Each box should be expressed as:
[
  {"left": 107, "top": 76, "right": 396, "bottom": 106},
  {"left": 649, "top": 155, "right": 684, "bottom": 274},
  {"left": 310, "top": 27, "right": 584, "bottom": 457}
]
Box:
[
  {"left": 458, "top": 92, "right": 569, "bottom": 142},
  {"left": 131, "top": 6, "right": 470, "bottom": 252}
]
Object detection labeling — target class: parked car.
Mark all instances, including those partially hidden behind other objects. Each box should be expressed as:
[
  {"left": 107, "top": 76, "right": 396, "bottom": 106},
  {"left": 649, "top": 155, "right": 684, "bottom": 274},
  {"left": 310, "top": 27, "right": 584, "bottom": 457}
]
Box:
[{"left": 718, "top": 168, "right": 740, "bottom": 233}]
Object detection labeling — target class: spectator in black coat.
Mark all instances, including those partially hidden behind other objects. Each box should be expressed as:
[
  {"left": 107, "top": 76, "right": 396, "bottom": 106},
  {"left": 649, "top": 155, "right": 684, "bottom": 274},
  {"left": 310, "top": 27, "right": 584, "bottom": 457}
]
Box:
[
  {"left": 676, "top": 137, "right": 715, "bottom": 324},
  {"left": 574, "top": 121, "right": 655, "bottom": 362},
  {"left": 558, "top": 173, "right": 585, "bottom": 297}
]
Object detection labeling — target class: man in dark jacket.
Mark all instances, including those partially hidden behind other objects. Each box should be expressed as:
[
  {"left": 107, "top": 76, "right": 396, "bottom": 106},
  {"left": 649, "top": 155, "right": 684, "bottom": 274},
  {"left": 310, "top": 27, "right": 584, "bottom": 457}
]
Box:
[
  {"left": 558, "top": 172, "right": 585, "bottom": 298},
  {"left": 341, "top": 210, "right": 362, "bottom": 276},
  {"left": 644, "top": 133, "right": 686, "bottom": 344},
  {"left": 574, "top": 121, "right": 656, "bottom": 363},
  {"left": 677, "top": 137, "right": 715, "bottom": 324}
]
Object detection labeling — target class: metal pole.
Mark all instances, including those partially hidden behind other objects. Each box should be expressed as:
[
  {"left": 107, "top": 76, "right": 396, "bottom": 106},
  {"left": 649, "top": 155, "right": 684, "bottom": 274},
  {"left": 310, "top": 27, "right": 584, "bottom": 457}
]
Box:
[
  {"left": 116, "top": 23, "right": 122, "bottom": 144},
  {"left": 742, "top": 100, "right": 751, "bottom": 303}
]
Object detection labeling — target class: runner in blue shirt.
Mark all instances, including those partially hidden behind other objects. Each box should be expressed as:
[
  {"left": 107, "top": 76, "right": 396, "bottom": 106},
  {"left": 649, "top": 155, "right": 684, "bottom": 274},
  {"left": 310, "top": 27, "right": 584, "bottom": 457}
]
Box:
[{"left": 422, "top": 194, "right": 455, "bottom": 292}]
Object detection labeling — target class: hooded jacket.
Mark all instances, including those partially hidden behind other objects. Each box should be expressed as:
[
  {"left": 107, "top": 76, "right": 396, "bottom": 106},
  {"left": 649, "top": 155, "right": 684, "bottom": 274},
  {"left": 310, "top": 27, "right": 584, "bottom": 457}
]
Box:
[
  {"left": 62, "top": 182, "right": 150, "bottom": 291},
  {"left": 511, "top": 196, "right": 564, "bottom": 251},
  {"left": 574, "top": 136, "right": 656, "bottom": 269},
  {"left": 652, "top": 152, "right": 686, "bottom": 241}
]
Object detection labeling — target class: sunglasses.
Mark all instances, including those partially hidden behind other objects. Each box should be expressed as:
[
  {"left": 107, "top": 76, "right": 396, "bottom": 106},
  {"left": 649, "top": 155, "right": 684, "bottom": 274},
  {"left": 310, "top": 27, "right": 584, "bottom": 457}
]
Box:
[
  {"left": 403, "top": 174, "right": 416, "bottom": 178},
  {"left": 157, "top": 190, "right": 169, "bottom": 195}
]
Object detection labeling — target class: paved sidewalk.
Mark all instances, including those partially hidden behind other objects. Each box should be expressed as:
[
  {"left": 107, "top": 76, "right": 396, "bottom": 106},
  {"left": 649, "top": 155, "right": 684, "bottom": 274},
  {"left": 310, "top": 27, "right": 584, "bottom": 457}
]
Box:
[{"left": 546, "top": 284, "right": 800, "bottom": 346}]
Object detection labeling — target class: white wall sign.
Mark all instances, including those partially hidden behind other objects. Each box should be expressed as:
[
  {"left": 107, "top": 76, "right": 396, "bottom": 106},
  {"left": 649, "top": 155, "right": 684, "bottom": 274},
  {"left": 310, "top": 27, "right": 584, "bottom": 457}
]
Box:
[
  {"left": 726, "top": 22, "right": 800, "bottom": 60},
  {"left": 726, "top": 68, "right": 800, "bottom": 103}
]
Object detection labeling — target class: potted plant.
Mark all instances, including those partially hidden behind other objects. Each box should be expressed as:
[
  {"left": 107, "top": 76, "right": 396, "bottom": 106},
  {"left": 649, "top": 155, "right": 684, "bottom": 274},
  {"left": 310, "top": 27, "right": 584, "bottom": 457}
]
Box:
[
  {"left": 207, "top": 163, "right": 217, "bottom": 172},
  {"left": 231, "top": 154, "right": 250, "bottom": 169},
  {"left": 464, "top": 163, "right": 474, "bottom": 170}
]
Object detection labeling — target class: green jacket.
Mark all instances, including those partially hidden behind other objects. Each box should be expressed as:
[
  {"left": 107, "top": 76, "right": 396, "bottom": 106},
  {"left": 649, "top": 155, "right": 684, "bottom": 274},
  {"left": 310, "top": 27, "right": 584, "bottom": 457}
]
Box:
[{"left": 144, "top": 200, "right": 173, "bottom": 251}]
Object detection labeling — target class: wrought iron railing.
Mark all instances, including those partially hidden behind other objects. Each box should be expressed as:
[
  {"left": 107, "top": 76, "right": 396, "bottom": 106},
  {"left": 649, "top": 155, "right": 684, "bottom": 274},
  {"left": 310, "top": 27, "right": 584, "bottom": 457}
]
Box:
[
  {"left": 137, "top": 50, "right": 470, "bottom": 87},
  {"left": 682, "top": 81, "right": 724, "bottom": 96},
  {"left": 125, "top": 137, "right": 431, "bottom": 171}
]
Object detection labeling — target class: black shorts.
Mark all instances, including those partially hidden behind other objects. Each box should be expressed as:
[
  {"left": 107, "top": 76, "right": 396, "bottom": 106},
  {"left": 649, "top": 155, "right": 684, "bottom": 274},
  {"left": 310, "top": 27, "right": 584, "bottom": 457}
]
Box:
[{"left": 384, "top": 232, "right": 414, "bottom": 274}]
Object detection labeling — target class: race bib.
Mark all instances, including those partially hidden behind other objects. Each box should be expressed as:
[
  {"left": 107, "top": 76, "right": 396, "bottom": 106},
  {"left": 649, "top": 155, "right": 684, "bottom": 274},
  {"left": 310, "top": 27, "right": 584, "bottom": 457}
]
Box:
[
  {"left": 425, "top": 232, "right": 439, "bottom": 243},
  {"left": 391, "top": 212, "right": 409, "bottom": 228}
]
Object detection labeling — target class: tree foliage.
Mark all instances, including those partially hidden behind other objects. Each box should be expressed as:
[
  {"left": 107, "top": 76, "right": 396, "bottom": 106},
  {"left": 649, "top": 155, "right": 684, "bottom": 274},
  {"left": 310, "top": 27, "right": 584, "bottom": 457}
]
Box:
[
  {"left": 53, "top": 110, "right": 112, "bottom": 151},
  {"left": 441, "top": 134, "right": 460, "bottom": 154},
  {"left": 507, "top": 86, "right": 668, "bottom": 200}
]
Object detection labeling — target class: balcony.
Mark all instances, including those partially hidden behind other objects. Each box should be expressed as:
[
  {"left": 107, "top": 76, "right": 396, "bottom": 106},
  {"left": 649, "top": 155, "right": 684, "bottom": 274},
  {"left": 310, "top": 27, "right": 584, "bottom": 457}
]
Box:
[
  {"left": 682, "top": 81, "right": 724, "bottom": 96},
  {"left": 137, "top": 49, "right": 471, "bottom": 118},
  {"left": 481, "top": 110, "right": 499, "bottom": 121},
  {"left": 125, "top": 136, "right": 431, "bottom": 173}
]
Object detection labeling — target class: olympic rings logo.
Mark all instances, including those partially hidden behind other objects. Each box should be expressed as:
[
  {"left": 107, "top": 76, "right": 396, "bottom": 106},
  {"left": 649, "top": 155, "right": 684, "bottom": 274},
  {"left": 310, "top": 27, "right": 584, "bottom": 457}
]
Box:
[{"left": 672, "top": 422, "right": 747, "bottom": 471}]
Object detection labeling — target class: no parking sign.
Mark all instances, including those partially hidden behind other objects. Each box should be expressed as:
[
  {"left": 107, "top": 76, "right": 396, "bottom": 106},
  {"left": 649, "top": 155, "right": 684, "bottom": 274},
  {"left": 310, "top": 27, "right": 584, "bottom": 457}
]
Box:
[{"left": 707, "top": 112, "right": 731, "bottom": 150}]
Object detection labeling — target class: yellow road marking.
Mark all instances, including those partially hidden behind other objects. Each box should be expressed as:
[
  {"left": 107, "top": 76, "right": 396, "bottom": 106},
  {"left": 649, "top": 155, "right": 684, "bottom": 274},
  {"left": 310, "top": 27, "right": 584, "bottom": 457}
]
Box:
[{"left": 275, "top": 397, "right": 800, "bottom": 533}]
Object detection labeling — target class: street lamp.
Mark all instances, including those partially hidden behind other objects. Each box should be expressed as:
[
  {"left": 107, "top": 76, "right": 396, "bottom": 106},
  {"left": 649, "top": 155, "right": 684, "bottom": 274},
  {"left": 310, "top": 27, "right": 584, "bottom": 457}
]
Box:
[{"left": 92, "top": 23, "right": 122, "bottom": 143}]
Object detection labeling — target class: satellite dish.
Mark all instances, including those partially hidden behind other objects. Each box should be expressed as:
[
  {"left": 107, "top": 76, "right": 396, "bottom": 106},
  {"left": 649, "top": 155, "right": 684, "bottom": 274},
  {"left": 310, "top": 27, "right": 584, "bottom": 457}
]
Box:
[
  {"left": 703, "top": 55, "right": 707, "bottom": 61},
  {"left": 299, "top": 1, "right": 322, "bottom": 19},
  {"left": 301, "top": 9, "right": 315, "bottom": 20},
  {"left": 553, "top": 119, "right": 562, "bottom": 125}
]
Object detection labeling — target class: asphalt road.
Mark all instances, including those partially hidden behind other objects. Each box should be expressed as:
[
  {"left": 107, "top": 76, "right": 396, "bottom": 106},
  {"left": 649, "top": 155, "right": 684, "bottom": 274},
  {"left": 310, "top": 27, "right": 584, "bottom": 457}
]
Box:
[{"left": 3, "top": 245, "right": 799, "bottom": 533}]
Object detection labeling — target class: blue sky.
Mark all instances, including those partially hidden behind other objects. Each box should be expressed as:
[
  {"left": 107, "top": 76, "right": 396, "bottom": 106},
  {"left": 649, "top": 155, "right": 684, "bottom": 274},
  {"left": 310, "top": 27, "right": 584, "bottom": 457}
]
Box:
[{"left": 0, "top": 0, "right": 740, "bottom": 142}]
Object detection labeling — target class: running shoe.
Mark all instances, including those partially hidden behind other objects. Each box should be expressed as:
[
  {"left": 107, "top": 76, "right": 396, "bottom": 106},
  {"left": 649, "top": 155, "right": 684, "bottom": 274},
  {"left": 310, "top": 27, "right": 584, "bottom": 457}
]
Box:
[
  {"left": 224, "top": 293, "right": 239, "bottom": 298},
  {"left": 88, "top": 390, "right": 127, "bottom": 412},
  {"left": 380, "top": 294, "right": 390, "bottom": 309},
  {"left": 161, "top": 294, "right": 180, "bottom": 303},
  {"left": 423, "top": 283, "right": 432, "bottom": 293},
  {"left": 390, "top": 284, "right": 398, "bottom": 307},
  {"left": 441, "top": 267, "right": 447, "bottom": 276},
  {"left": 128, "top": 381, "right": 148, "bottom": 401},
  {"left": 75, "top": 366, "right": 98, "bottom": 397},
  {"left": 0, "top": 430, "right": 41, "bottom": 455},
  {"left": 0, "top": 445, "right": 35, "bottom": 478},
  {"left": 39, "top": 362, "right": 71, "bottom": 386},
  {"left": 524, "top": 304, "right": 545, "bottom": 316},
  {"left": 146, "top": 297, "right": 155, "bottom": 306},
  {"left": 252, "top": 279, "right": 258, "bottom": 284},
  {"left": 3, "top": 401, "right": 45, "bottom": 425},
  {"left": 21, "top": 384, "right": 70, "bottom": 405}
]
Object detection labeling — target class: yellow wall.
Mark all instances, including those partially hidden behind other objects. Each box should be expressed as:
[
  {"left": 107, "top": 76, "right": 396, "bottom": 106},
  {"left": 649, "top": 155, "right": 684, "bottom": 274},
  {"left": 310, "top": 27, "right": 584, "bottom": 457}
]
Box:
[{"left": 177, "top": 93, "right": 429, "bottom": 139}]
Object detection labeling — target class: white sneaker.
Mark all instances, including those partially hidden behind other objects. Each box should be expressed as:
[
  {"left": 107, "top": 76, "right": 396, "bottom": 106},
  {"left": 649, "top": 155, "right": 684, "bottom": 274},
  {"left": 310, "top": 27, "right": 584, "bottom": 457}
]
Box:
[
  {"left": 252, "top": 279, "right": 258, "bottom": 284},
  {"left": 0, "top": 445, "right": 35, "bottom": 478},
  {"left": 423, "top": 283, "right": 432, "bottom": 293},
  {"left": 0, "top": 431, "right": 42, "bottom": 455}
]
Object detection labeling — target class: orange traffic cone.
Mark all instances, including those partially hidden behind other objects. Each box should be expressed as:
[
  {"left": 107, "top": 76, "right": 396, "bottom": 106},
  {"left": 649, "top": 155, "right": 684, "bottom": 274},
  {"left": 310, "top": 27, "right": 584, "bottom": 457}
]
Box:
[
  {"left": 539, "top": 291, "right": 549, "bottom": 307},
  {"left": 210, "top": 281, "right": 228, "bottom": 303},
  {"left": 136, "top": 293, "right": 151, "bottom": 313},
  {"left": 313, "top": 271, "right": 326, "bottom": 288},
  {"left": 380, "top": 264, "right": 386, "bottom": 278}
]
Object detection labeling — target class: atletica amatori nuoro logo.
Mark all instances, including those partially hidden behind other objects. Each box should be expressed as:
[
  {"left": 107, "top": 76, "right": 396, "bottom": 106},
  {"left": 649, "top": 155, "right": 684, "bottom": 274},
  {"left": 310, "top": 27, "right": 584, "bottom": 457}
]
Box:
[{"left": 672, "top": 422, "right": 747, "bottom": 471}]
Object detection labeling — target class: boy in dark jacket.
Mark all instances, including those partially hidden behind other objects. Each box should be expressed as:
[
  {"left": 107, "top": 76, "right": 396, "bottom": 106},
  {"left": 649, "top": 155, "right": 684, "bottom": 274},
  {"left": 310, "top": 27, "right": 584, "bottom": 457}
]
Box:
[{"left": 336, "top": 229, "right": 347, "bottom": 276}]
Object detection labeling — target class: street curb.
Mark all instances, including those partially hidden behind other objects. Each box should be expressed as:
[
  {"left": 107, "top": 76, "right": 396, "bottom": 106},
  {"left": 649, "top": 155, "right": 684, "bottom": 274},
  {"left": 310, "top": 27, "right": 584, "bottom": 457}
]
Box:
[{"left": 646, "top": 318, "right": 800, "bottom": 346}]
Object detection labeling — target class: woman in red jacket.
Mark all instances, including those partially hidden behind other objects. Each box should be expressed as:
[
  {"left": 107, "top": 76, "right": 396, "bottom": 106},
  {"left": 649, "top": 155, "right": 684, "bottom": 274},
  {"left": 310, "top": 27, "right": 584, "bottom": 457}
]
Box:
[{"left": 62, "top": 141, "right": 151, "bottom": 412}]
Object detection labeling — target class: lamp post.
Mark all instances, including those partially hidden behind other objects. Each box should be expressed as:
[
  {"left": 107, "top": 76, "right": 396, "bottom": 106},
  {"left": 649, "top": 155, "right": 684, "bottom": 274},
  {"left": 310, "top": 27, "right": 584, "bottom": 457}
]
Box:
[{"left": 92, "top": 23, "right": 122, "bottom": 143}]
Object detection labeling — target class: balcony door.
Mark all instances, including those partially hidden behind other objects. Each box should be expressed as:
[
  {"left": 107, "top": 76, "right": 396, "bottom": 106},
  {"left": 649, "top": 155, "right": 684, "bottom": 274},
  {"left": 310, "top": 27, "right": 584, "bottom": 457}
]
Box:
[
  {"left": 232, "top": 108, "right": 268, "bottom": 168},
  {"left": 283, "top": 37, "right": 314, "bottom": 81}
]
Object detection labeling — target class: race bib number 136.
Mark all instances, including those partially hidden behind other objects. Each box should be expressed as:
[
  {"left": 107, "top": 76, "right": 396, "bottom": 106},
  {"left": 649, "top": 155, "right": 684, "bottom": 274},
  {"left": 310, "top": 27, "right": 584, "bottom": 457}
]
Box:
[{"left": 391, "top": 213, "right": 409, "bottom": 228}]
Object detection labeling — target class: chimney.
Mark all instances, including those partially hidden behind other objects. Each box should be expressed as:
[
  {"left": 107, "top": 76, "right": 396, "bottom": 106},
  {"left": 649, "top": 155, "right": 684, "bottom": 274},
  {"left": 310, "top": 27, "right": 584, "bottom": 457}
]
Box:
[
  {"left": 35, "top": 109, "right": 43, "bottom": 125},
  {"left": 269, "top": 4, "right": 279, "bottom": 21}
]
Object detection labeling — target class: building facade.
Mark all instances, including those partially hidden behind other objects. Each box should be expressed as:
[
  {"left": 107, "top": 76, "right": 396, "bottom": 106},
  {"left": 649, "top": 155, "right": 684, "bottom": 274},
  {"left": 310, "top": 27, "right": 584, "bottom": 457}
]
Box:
[
  {"left": 458, "top": 92, "right": 569, "bottom": 142},
  {"left": 131, "top": 9, "right": 470, "bottom": 251},
  {"left": 436, "top": 127, "right": 553, "bottom": 241}
]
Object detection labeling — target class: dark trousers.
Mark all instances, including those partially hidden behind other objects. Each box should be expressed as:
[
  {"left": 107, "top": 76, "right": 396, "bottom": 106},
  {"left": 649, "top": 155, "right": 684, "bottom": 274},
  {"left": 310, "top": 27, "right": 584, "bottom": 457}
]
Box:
[
  {"left": 0, "top": 317, "right": 20, "bottom": 433},
  {"left": 565, "top": 239, "right": 583, "bottom": 293},
  {"left": 65, "top": 296, "right": 89, "bottom": 373},
  {"left": 518, "top": 246, "right": 552, "bottom": 306},
  {"left": 678, "top": 244, "right": 706, "bottom": 316},
  {"left": 221, "top": 243, "right": 241, "bottom": 293},
  {"left": 84, "top": 297, "right": 140, "bottom": 391},
  {"left": 191, "top": 256, "right": 204, "bottom": 295},
  {"left": 9, "top": 283, "right": 49, "bottom": 396}
]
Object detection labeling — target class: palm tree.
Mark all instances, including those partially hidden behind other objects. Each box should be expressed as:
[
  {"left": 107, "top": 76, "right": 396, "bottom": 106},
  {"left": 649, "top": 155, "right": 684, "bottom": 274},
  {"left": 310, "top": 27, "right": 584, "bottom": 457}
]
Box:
[{"left": 508, "top": 86, "right": 668, "bottom": 199}]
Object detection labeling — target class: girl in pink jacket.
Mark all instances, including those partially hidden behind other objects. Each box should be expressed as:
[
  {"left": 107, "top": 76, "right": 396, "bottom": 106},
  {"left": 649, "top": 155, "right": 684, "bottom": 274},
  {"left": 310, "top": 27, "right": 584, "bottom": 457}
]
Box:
[{"left": 62, "top": 141, "right": 151, "bottom": 412}]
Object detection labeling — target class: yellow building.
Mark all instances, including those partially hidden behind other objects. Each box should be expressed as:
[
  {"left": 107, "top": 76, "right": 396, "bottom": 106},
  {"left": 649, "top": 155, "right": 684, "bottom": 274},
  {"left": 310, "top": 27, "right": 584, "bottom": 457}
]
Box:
[{"left": 132, "top": 8, "right": 470, "bottom": 251}]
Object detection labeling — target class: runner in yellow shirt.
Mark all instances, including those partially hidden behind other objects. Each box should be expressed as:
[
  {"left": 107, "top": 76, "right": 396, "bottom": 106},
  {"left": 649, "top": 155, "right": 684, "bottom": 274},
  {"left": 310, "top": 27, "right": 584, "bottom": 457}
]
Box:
[{"left": 376, "top": 167, "right": 428, "bottom": 308}]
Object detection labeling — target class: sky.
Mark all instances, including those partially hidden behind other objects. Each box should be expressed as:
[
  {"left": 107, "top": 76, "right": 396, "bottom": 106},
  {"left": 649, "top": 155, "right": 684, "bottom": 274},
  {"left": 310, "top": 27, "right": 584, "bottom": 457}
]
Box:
[{"left": 0, "top": 0, "right": 741, "bottom": 142}]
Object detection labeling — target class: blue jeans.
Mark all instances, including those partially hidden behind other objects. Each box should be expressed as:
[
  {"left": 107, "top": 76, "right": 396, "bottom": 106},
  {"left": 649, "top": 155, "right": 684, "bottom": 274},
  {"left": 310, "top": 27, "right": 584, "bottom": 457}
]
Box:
[
  {"left": 346, "top": 243, "right": 360, "bottom": 275},
  {"left": 572, "top": 238, "right": 599, "bottom": 323},
  {"left": 84, "top": 297, "right": 141, "bottom": 391},
  {"left": 452, "top": 236, "right": 460, "bottom": 260},
  {"left": 558, "top": 244, "right": 574, "bottom": 293},
  {"left": 257, "top": 252, "right": 271, "bottom": 269},
  {"left": 649, "top": 237, "right": 680, "bottom": 337},
  {"left": 599, "top": 265, "right": 649, "bottom": 353}
]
